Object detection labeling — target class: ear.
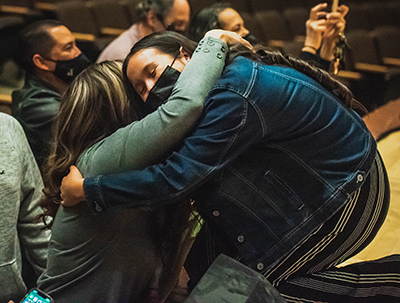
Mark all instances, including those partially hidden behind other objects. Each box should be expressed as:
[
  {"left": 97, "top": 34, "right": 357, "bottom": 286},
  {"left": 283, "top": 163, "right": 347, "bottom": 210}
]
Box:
[
  {"left": 32, "top": 54, "right": 53, "bottom": 71},
  {"left": 179, "top": 46, "right": 191, "bottom": 62},
  {"left": 146, "top": 10, "right": 160, "bottom": 29}
]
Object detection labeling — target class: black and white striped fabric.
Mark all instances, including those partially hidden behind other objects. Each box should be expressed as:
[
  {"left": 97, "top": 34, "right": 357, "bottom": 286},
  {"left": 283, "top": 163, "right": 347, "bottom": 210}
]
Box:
[
  {"left": 187, "top": 153, "right": 400, "bottom": 302},
  {"left": 271, "top": 153, "right": 400, "bottom": 302}
]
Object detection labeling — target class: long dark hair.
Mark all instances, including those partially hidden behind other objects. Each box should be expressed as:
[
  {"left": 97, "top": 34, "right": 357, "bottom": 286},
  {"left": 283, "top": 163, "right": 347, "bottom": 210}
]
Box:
[
  {"left": 229, "top": 44, "right": 367, "bottom": 115},
  {"left": 40, "top": 61, "right": 132, "bottom": 226},
  {"left": 122, "top": 31, "right": 197, "bottom": 120},
  {"left": 188, "top": 3, "right": 231, "bottom": 42}
]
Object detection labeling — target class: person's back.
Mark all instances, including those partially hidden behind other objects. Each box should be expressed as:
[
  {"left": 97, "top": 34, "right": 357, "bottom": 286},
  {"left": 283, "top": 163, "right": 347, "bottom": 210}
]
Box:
[
  {"left": 180, "top": 55, "right": 376, "bottom": 278},
  {"left": 97, "top": 0, "right": 190, "bottom": 62},
  {"left": 0, "top": 113, "right": 50, "bottom": 302}
]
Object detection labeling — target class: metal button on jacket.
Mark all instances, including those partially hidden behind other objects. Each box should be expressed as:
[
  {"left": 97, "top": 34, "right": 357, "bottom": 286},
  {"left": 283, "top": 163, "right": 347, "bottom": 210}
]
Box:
[
  {"left": 237, "top": 235, "right": 244, "bottom": 243},
  {"left": 212, "top": 210, "right": 220, "bottom": 217},
  {"left": 94, "top": 201, "right": 102, "bottom": 212}
]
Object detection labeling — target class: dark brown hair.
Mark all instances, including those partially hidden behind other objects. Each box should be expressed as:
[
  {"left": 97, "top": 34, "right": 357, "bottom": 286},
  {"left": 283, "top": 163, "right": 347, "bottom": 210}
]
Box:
[
  {"left": 40, "top": 61, "right": 132, "bottom": 226},
  {"left": 228, "top": 43, "right": 367, "bottom": 115}
]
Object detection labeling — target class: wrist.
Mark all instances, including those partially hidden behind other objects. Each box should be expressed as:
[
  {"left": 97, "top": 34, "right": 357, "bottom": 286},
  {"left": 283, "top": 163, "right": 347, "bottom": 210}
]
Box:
[
  {"left": 302, "top": 45, "right": 318, "bottom": 54},
  {"left": 76, "top": 178, "right": 85, "bottom": 201},
  {"left": 319, "top": 41, "right": 336, "bottom": 61}
]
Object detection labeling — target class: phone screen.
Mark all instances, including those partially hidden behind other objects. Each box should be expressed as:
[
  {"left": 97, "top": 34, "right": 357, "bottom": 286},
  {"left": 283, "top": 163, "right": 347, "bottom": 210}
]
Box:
[{"left": 20, "top": 288, "right": 53, "bottom": 303}]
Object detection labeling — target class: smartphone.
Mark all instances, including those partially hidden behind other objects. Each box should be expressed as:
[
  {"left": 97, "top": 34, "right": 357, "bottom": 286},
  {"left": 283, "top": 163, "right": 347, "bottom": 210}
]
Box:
[
  {"left": 19, "top": 288, "right": 54, "bottom": 303},
  {"left": 331, "top": 0, "right": 339, "bottom": 12}
]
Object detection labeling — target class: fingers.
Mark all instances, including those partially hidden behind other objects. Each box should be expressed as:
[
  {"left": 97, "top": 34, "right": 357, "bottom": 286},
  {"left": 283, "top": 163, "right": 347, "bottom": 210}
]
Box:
[
  {"left": 238, "top": 35, "right": 253, "bottom": 50},
  {"left": 337, "top": 4, "right": 349, "bottom": 17},
  {"left": 310, "top": 3, "right": 328, "bottom": 19}
]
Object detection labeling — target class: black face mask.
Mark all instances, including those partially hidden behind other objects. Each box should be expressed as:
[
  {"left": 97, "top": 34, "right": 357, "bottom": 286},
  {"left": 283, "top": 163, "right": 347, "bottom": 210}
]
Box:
[
  {"left": 44, "top": 53, "right": 91, "bottom": 84},
  {"left": 134, "top": 65, "right": 181, "bottom": 119}
]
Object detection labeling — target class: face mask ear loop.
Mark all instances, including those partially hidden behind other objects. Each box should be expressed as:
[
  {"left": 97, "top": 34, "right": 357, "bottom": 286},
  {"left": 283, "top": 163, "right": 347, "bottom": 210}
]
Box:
[
  {"left": 38, "top": 54, "right": 56, "bottom": 63},
  {"left": 170, "top": 46, "right": 182, "bottom": 68}
]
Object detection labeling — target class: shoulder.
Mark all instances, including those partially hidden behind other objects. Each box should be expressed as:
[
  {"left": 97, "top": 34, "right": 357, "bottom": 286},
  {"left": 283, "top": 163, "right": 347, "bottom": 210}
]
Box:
[
  {"left": 0, "top": 113, "right": 23, "bottom": 135},
  {"left": 0, "top": 113, "right": 26, "bottom": 151},
  {"left": 12, "top": 75, "right": 60, "bottom": 105},
  {"left": 12, "top": 78, "right": 60, "bottom": 118},
  {"left": 99, "top": 25, "right": 139, "bottom": 59},
  {"left": 214, "top": 57, "right": 255, "bottom": 91}
]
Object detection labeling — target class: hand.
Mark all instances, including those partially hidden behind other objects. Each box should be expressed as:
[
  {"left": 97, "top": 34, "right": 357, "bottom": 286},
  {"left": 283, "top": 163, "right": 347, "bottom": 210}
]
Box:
[
  {"left": 320, "top": 4, "right": 349, "bottom": 60},
  {"left": 303, "top": 3, "right": 329, "bottom": 54},
  {"left": 204, "top": 29, "right": 253, "bottom": 50},
  {"left": 60, "top": 165, "right": 85, "bottom": 207}
]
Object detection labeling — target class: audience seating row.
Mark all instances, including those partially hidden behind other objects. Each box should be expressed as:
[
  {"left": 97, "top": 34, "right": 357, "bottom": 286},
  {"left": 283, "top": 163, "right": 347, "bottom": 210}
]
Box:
[{"left": 1, "top": 0, "right": 399, "bottom": 111}]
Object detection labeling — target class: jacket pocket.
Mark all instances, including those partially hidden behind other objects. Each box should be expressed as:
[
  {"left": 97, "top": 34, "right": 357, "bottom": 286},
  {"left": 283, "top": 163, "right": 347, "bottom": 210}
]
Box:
[{"left": 0, "top": 259, "right": 27, "bottom": 301}]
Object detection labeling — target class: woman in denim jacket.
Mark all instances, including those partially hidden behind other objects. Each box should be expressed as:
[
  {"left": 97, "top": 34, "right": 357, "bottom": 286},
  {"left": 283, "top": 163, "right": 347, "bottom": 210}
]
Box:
[{"left": 61, "top": 32, "right": 399, "bottom": 301}]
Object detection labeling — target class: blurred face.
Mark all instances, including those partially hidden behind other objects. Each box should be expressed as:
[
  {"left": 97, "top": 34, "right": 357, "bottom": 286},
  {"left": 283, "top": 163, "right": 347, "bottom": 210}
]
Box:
[
  {"left": 218, "top": 8, "right": 249, "bottom": 37},
  {"left": 47, "top": 25, "right": 81, "bottom": 63},
  {"left": 126, "top": 48, "right": 187, "bottom": 101},
  {"left": 163, "top": 0, "right": 190, "bottom": 33}
]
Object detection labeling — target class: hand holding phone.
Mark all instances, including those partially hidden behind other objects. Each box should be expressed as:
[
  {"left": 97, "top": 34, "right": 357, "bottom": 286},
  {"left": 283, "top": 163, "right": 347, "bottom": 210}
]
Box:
[{"left": 19, "top": 288, "right": 54, "bottom": 303}]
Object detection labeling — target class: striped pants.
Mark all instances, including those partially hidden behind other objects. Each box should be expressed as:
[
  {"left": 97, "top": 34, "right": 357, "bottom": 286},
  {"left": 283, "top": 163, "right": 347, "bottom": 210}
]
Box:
[
  {"left": 187, "top": 153, "right": 400, "bottom": 302},
  {"left": 269, "top": 153, "right": 400, "bottom": 302}
]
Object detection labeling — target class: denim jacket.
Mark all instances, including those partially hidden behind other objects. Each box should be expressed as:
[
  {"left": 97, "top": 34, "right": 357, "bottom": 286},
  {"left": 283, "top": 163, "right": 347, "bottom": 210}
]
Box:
[{"left": 84, "top": 56, "right": 377, "bottom": 272}]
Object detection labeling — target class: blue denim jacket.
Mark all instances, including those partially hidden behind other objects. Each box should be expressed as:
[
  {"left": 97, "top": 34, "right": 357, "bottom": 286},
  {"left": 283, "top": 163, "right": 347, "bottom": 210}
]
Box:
[{"left": 84, "top": 56, "right": 376, "bottom": 272}]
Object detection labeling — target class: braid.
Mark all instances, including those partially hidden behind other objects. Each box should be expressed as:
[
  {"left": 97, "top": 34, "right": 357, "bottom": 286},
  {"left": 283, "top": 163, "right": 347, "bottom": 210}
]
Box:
[{"left": 228, "top": 45, "right": 367, "bottom": 116}]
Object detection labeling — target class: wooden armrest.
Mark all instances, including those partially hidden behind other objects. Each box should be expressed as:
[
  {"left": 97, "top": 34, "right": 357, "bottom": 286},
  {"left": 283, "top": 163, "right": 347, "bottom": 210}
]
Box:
[
  {"left": 34, "top": 2, "right": 55, "bottom": 11},
  {"left": 354, "top": 63, "right": 388, "bottom": 73},
  {"left": 0, "top": 94, "right": 12, "bottom": 104},
  {"left": 72, "top": 32, "right": 96, "bottom": 42},
  {"left": 0, "top": 5, "right": 29, "bottom": 14},
  {"left": 101, "top": 28, "right": 124, "bottom": 36},
  {"left": 336, "top": 70, "right": 362, "bottom": 80},
  {"left": 383, "top": 57, "right": 400, "bottom": 67},
  {"left": 294, "top": 35, "right": 305, "bottom": 43},
  {"left": 268, "top": 39, "right": 284, "bottom": 49}
]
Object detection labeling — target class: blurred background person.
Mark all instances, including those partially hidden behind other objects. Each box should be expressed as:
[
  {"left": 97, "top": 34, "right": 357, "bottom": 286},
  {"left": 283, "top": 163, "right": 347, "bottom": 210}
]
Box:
[
  {"left": 188, "top": 2, "right": 348, "bottom": 72},
  {"left": 97, "top": 0, "right": 190, "bottom": 62},
  {"left": 11, "top": 20, "right": 90, "bottom": 169}
]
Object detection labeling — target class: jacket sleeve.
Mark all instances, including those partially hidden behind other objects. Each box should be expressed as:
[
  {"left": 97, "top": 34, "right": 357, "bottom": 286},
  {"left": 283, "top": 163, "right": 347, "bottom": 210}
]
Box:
[
  {"left": 83, "top": 74, "right": 264, "bottom": 213},
  {"left": 78, "top": 36, "right": 228, "bottom": 176},
  {"left": 14, "top": 91, "right": 60, "bottom": 168},
  {"left": 300, "top": 51, "right": 331, "bottom": 72}
]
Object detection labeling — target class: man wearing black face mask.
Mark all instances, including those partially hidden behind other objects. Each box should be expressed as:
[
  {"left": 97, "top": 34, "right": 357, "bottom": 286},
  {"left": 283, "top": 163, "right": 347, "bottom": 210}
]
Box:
[
  {"left": 12, "top": 20, "right": 91, "bottom": 169},
  {"left": 97, "top": 0, "right": 190, "bottom": 63}
]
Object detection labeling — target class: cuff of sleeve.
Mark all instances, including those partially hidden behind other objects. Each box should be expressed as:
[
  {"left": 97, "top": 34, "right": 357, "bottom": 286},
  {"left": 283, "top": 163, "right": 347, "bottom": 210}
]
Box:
[
  {"left": 300, "top": 51, "right": 331, "bottom": 72},
  {"left": 318, "top": 58, "right": 331, "bottom": 72},
  {"left": 83, "top": 176, "right": 108, "bottom": 214}
]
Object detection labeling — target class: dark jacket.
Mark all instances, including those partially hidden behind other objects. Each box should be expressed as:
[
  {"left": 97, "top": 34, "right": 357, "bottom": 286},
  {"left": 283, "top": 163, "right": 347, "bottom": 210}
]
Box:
[{"left": 12, "top": 74, "right": 60, "bottom": 168}]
